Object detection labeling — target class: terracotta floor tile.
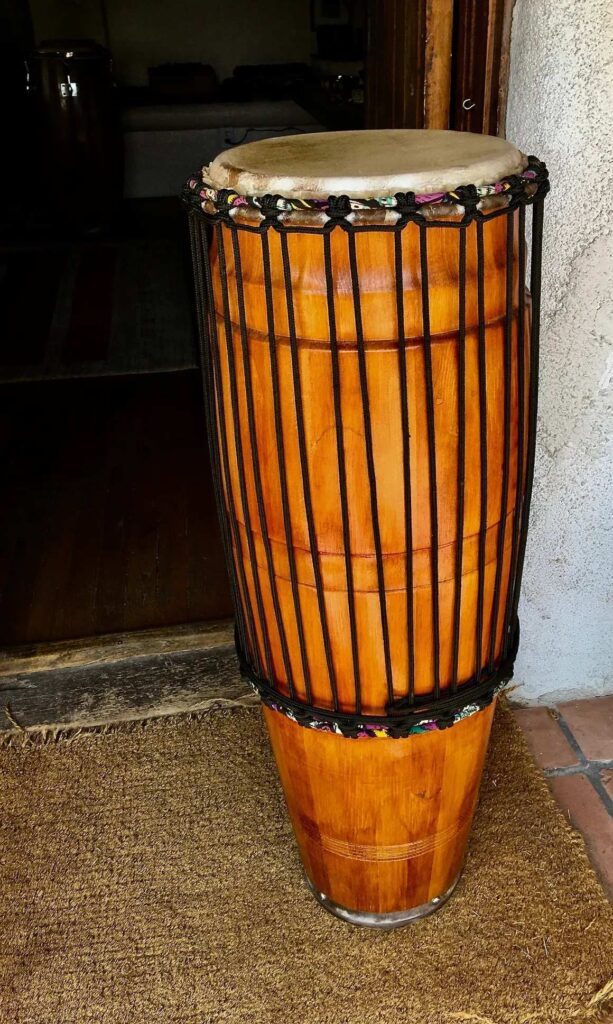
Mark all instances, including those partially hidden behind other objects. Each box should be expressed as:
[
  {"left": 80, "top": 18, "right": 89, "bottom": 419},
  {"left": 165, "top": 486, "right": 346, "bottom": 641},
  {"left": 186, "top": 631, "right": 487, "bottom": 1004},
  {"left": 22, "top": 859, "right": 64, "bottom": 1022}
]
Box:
[
  {"left": 513, "top": 706, "right": 579, "bottom": 769},
  {"left": 601, "top": 767, "right": 613, "bottom": 802},
  {"left": 548, "top": 773, "right": 613, "bottom": 898},
  {"left": 557, "top": 696, "right": 613, "bottom": 761}
]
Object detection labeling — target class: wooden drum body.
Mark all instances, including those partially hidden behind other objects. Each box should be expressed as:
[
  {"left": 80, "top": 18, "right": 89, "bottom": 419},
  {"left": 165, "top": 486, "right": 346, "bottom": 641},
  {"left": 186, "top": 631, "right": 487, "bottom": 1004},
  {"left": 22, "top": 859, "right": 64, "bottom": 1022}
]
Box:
[
  {"left": 185, "top": 130, "right": 548, "bottom": 926},
  {"left": 264, "top": 702, "right": 495, "bottom": 921}
]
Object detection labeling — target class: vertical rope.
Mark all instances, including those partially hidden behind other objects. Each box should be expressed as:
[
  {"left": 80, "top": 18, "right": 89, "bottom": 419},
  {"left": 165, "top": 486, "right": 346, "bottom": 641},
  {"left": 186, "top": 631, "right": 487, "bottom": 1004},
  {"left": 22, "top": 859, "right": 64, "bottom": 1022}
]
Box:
[
  {"left": 184, "top": 174, "right": 547, "bottom": 723},
  {"left": 452, "top": 226, "right": 467, "bottom": 690},
  {"left": 323, "top": 230, "right": 360, "bottom": 713},
  {"left": 280, "top": 231, "right": 338, "bottom": 709},
  {"left": 488, "top": 210, "right": 514, "bottom": 672},
  {"left": 394, "top": 229, "right": 416, "bottom": 705},
  {"left": 225, "top": 223, "right": 294, "bottom": 693},
  {"left": 503, "top": 205, "right": 526, "bottom": 651},
  {"left": 188, "top": 217, "right": 253, "bottom": 663},
  {"left": 419, "top": 224, "right": 440, "bottom": 699},
  {"left": 261, "top": 230, "right": 310, "bottom": 702},
  {"left": 217, "top": 223, "right": 275, "bottom": 682},
  {"left": 510, "top": 197, "right": 545, "bottom": 629},
  {"left": 347, "top": 231, "right": 394, "bottom": 706},
  {"left": 475, "top": 219, "right": 488, "bottom": 681}
]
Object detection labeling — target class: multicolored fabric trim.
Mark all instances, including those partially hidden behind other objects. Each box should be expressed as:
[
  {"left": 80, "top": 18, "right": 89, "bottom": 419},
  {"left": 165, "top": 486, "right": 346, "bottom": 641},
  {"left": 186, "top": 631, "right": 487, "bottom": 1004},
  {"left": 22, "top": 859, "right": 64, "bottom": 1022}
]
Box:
[
  {"left": 236, "top": 621, "right": 518, "bottom": 740},
  {"left": 252, "top": 679, "right": 510, "bottom": 739},
  {"left": 182, "top": 155, "right": 548, "bottom": 223}
]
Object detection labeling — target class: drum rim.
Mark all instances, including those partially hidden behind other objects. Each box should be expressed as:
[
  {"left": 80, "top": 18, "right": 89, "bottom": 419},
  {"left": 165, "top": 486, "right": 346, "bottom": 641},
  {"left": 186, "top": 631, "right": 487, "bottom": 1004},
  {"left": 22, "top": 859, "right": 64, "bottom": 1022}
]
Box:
[
  {"left": 182, "top": 156, "right": 549, "bottom": 225},
  {"left": 205, "top": 129, "right": 527, "bottom": 199}
]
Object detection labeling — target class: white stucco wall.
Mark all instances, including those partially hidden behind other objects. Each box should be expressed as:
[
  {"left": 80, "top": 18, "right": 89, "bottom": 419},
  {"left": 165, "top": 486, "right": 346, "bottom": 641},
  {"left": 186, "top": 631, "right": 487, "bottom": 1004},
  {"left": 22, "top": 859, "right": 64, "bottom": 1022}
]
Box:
[{"left": 506, "top": 0, "right": 613, "bottom": 703}]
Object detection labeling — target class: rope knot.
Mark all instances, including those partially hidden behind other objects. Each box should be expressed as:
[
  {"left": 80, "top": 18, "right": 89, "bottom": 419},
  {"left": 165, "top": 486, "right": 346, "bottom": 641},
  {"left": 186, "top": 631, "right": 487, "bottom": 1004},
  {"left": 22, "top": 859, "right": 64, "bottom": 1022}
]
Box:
[
  {"left": 259, "top": 194, "right": 284, "bottom": 221},
  {"left": 214, "top": 188, "right": 235, "bottom": 209},
  {"left": 454, "top": 184, "right": 480, "bottom": 212},
  {"left": 505, "top": 174, "right": 526, "bottom": 198},
  {"left": 394, "top": 191, "right": 418, "bottom": 216},
  {"left": 326, "top": 195, "right": 352, "bottom": 221},
  {"left": 213, "top": 188, "right": 237, "bottom": 222},
  {"left": 526, "top": 156, "right": 551, "bottom": 195}
]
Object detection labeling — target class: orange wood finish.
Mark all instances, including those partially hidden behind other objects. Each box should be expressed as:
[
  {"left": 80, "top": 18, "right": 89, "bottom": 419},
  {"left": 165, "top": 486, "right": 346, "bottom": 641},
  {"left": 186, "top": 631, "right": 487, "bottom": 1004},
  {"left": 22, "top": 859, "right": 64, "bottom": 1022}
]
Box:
[
  {"left": 209, "top": 206, "right": 527, "bottom": 913},
  {"left": 265, "top": 701, "right": 495, "bottom": 914},
  {"left": 212, "top": 210, "right": 528, "bottom": 712}
]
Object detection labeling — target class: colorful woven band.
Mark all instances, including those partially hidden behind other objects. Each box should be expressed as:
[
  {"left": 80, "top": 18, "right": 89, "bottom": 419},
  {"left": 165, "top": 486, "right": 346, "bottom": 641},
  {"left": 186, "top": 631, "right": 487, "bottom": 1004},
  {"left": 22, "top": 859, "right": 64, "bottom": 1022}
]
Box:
[{"left": 182, "top": 155, "right": 549, "bottom": 223}]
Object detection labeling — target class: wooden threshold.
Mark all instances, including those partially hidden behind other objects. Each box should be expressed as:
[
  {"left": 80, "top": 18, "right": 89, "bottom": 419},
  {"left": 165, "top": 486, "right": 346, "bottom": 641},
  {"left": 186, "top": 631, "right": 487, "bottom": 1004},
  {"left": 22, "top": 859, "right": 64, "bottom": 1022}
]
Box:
[
  {"left": 0, "top": 618, "right": 257, "bottom": 735},
  {"left": 0, "top": 619, "right": 235, "bottom": 678},
  {"left": 0, "top": 645, "right": 254, "bottom": 735}
]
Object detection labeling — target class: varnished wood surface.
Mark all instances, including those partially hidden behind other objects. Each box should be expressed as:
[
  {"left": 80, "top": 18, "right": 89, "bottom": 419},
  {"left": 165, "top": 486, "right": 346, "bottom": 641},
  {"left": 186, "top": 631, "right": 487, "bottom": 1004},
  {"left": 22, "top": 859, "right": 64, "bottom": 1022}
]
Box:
[
  {"left": 0, "top": 372, "right": 232, "bottom": 646},
  {"left": 265, "top": 701, "right": 495, "bottom": 914},
  {"left": 206, "top": 195, "right": 527, "bottom": 915},
  {"left": 212, "top": 211, "right": 529, "bottom": 713}
]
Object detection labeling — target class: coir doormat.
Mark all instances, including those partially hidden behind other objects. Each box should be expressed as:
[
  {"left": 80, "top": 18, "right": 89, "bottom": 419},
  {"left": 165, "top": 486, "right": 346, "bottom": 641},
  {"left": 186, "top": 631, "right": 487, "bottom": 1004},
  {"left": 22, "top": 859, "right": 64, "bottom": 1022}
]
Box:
[{"left": 0, "top": 703, "right": 611, "bottom": 1024}]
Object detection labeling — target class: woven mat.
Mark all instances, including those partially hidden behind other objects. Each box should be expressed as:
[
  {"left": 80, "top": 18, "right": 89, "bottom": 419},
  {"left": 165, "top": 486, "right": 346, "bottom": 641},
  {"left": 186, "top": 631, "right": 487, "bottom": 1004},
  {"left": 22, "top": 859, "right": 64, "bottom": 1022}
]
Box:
[{"left": 0, "top": 703, "right": 611, "bottom": 1024}]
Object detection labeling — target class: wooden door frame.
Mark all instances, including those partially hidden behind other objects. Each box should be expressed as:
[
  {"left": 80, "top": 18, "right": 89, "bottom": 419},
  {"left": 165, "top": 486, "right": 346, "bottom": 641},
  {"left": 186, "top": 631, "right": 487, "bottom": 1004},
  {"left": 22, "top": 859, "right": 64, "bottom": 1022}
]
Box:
[
  {"left": 424, "top": 0, "right": 455, "bottom": 129},
  {"left": 366, "top": 0, "right": 515, "bottom": 135},
  {"left": 2, "top": 0, "right": 518, "bottom": 738},
  {"left": 450, "top": 0, "right": 515, "bottom": 135},
  {"left": 365, "top": 0, "right": 428, "bottom": 130}
]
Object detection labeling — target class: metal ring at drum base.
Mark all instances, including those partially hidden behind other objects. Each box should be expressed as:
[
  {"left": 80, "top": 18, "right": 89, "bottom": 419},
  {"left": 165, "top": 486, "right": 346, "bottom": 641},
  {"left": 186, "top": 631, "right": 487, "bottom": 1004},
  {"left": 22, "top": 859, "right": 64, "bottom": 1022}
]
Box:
[{"left": 304, "top": 872, "right": 461, "bottom": 928}]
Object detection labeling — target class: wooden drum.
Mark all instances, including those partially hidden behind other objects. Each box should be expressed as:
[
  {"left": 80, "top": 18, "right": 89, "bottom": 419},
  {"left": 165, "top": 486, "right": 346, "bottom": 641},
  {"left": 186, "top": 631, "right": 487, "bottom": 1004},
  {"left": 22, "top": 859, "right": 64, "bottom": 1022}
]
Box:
[{"left": 184, "top": 130, "right": 549, "bottom": 927}]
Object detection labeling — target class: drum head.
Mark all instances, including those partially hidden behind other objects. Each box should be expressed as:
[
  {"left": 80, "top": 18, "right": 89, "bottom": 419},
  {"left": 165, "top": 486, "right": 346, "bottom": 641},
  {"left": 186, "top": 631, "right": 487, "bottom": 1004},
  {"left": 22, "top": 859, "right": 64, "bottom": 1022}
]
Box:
[{"left": 206, "top": 129, "right": 527, "bottom": 199}]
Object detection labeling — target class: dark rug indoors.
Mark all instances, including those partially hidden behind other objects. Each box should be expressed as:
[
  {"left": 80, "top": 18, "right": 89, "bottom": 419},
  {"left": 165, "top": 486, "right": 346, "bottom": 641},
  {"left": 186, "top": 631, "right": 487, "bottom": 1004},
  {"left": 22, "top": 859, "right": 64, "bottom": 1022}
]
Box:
[
  {"left": 0, "top": 702, "right": 611, "bottom": 1024},
  {"left": 0, "top": 238, "right": 197, "bottom": 380}
]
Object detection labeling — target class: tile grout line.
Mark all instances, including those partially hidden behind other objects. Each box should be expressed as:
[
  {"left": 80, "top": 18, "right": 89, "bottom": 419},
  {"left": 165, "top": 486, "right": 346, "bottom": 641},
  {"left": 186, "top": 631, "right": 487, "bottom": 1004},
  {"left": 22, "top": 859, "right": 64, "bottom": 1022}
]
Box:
[
  {"left": 545, "top": 709, "right": 613, "bottom": 817},
  {"left": 545, "top": 760, "right": 613, "bottom": 776}
]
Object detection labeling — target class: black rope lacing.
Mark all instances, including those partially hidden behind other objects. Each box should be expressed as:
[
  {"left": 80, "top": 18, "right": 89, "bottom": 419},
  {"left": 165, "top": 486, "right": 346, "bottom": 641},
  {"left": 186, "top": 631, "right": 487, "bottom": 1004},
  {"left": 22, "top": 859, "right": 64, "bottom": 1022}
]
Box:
[
  {"left": 181, "top": 156, "right": 550, "bottom": 231},
  {"left": 183, "top": 154, "right": 549, "bottom": 739}
]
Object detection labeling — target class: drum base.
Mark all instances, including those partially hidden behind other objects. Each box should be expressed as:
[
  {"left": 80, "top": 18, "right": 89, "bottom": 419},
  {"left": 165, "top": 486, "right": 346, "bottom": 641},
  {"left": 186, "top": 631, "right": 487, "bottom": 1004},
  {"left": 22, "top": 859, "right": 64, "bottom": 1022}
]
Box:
[{"left": 304, "top": 873, "right": 461, "bottom": 929}]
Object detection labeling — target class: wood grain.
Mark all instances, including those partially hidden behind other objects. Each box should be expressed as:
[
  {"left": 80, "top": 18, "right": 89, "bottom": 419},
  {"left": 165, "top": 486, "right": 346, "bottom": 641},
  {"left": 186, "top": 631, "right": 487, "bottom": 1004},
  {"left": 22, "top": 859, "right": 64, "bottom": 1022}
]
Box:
[
  {"left": 0, "top": 644, "right": 250, "bottom": 734},
  {"left": 0, "top": 619, "right": 234, "bottom": 678},
  {"left": 365, "top": 0, "right": 427, "bottom": 129},
  {"left": 450, "top": 0, "right": 512, "bottom": 135},
  {"left": 495, "top": 0, "right": 516, "bottom": 138},
  {"left": 203, "top": 198, "right": 529, "bottom": 916},
  {"left": 424, "top": 0, "right": 455, "bottom": 128},
  {"left": 265, "top": 701, "right": 495, "bottom": 914},
  {"left": 366, "top": 0, "right": 515, "bottom": 134},
  {"left": 213, "top": 211, "right": 528, "bottom": 713}
]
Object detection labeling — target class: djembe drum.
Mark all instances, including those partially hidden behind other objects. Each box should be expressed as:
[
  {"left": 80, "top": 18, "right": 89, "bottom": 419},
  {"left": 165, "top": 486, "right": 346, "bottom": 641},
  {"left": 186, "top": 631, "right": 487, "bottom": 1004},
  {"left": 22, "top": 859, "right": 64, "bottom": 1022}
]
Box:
[{"left": 184, "top": 130, "right": 549, "bottom": 927}]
